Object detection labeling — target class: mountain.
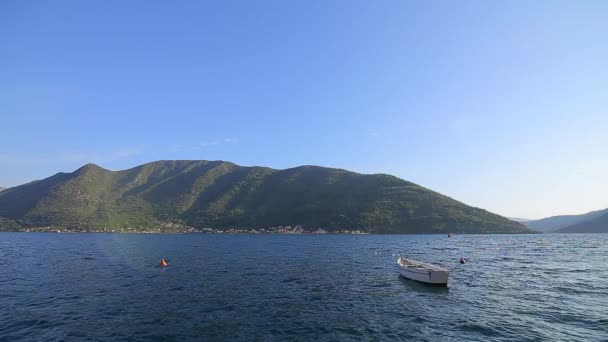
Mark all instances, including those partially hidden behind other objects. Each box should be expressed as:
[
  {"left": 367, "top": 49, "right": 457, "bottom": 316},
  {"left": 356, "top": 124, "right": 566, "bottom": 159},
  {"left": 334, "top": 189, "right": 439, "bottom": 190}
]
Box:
[
  {"left": 556, "top": 213, "right": 608, "bottom": 233},
  {"left": 508, "top": 217, "right": 533, "bottom": 223},
  {"left": 0, "top": 187, "right": 5, "bottom": 192},
  {"left": 524, "top": 208, "right": 608, "bottom": 232},
  {"left": 0, "top": 160, "right": 531, "bottom": 233}
]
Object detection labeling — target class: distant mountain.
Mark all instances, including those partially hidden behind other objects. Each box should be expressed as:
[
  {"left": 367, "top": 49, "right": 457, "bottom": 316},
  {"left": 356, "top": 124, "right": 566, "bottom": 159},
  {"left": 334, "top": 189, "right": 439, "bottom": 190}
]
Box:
[
  {"left": 524, "top": 208, "right": 608, "bottom": 232},
  {"left": 0, "top": 187, "right": 5, "bottom": 192},
  {"left": 0, "top": 160, "right": 531, "bottom": 233},
  {"left": 557, "top": 213, "right": 608, "bottom": 233}
]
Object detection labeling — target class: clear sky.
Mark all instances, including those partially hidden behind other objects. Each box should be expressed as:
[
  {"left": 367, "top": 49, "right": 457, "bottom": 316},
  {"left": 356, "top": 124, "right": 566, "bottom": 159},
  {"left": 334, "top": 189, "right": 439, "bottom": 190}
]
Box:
[{"left": 1, "top": 1, "right": 607, "bottom": 219}]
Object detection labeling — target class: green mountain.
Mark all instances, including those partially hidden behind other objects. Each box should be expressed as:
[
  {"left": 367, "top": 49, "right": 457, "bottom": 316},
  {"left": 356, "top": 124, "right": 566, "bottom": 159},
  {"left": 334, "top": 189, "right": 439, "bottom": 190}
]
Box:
[
  {"left": 556, "top": 213, "right": 608, "bottom": 233},
  {"left": 524, "top": 208, "right": 608, "bottom": 232},
  {"left": 0, "top": 160, "right": 530, "bottom": 233},
  {"left": 508, "top": 217, "right": 533, "bottom": 223}
]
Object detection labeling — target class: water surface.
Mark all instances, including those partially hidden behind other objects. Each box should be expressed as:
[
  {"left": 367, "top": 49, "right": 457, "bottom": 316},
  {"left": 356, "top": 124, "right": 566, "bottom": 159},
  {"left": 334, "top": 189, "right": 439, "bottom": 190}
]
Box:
[{"left": 1, "top": 233, "right": 606, "bottom": 341}]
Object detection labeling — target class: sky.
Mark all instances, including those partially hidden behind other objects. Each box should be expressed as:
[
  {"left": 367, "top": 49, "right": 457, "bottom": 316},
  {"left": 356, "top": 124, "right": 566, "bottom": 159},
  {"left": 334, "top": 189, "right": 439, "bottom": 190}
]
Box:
[{"left": 1, "top": 1, "right": 607, "bottom": 219}]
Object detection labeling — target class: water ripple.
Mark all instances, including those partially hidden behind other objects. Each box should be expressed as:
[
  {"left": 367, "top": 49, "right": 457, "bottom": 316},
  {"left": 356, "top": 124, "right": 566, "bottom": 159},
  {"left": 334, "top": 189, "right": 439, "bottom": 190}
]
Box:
[{"left": 0, "top": 233, "right": 607, "bottom": 341}]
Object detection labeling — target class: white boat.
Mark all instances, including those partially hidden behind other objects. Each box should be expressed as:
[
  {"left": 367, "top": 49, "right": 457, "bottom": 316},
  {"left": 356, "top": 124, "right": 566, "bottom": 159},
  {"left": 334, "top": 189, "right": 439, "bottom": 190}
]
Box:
[{"left": 397, "top": 256, "right": 449, "bottom": 285}]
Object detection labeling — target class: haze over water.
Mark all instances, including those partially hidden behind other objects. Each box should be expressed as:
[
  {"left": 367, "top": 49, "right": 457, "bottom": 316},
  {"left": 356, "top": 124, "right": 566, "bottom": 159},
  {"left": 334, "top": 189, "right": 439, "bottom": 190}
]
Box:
[{"left": 1, "top": 233, "right": 606, "bottom": 341}]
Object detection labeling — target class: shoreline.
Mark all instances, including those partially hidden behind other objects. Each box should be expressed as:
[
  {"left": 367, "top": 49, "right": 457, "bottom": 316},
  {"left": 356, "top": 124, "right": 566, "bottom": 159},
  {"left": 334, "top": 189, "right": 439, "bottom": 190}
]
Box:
[
  {"left": 0, "top": 230, "right": 548, "bottom": 235},
  {"left": 0, "top": 231, "right": 374, "bottom": 235}
]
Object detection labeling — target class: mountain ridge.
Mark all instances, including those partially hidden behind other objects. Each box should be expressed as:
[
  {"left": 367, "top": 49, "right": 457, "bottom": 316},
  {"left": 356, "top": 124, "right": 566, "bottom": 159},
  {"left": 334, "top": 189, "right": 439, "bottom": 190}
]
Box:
[
  {"left": 524, "top": 208, "right": 608, "bottom": 232},
  {"left": 508, "top": 217, "right": 533, "bottom": 223},
  {"left": 556, "top": 213, "right": 608, "bottom": 233},
  {"left": 0, "top": 160, "right": 531, "bottom": 234}
]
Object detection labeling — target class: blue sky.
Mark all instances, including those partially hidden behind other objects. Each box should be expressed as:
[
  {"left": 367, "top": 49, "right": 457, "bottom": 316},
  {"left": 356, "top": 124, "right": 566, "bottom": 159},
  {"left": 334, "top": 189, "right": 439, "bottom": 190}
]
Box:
[{"left": 1, "top": 1, "right": 607, "bottom": 219}]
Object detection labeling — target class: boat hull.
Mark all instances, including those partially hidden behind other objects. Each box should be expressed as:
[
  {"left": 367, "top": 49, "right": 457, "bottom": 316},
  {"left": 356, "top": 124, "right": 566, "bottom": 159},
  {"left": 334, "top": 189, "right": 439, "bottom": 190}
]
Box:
[
  {"left": 397, "top": 257, "right": 449, "bottom": 285},
  {"left": 398, "top": 268, "right": 449, "bottom": 285}
]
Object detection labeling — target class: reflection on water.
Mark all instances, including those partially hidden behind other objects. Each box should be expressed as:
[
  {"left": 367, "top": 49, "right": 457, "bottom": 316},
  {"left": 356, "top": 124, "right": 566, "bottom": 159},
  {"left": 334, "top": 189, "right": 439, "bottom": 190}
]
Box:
[{"left": 397, "top": 276, "right": 450, "bottom": 295}]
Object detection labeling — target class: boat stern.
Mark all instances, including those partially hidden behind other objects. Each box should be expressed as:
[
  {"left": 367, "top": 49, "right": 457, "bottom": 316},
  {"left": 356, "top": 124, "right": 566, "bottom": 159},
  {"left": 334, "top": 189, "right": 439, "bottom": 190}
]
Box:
[{"left": 429, "top": 270, "right": 449, "bottom": 285}]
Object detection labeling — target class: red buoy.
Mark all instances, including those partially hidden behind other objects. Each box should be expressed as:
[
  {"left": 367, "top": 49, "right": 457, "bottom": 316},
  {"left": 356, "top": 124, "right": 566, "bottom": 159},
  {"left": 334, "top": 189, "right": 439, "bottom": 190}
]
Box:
[{"left": 160, "top": 259, "right": 168, "bottom": 267}]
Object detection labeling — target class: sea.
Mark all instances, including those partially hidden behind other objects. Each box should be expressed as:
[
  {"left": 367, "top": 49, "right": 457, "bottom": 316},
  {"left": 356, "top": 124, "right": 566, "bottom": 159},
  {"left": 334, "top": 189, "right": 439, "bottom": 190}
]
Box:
[{"left": 0, "top": 233, "right": 606, "bottom": 341}]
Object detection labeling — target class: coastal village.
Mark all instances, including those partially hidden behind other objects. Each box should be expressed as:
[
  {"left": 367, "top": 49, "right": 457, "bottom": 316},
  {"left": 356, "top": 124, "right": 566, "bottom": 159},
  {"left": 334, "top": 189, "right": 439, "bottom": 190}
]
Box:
[{"left": 16, "top": 225, "right": 369, "bottom": 234}]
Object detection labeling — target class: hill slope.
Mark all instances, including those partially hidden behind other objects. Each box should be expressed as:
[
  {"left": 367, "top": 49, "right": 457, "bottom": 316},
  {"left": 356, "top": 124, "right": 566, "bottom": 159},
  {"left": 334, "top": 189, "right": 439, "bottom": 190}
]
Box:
[
  {"left": 525, "top": 208, "right": 608, "bottom": 232},
  {"left": 556, "top": 213, "right": 608, "bottom": 233},
  {"left": 508, "top": 217, "right": 533, "bottom": 223},
  {"left": 0, "top": 160, "right": 530, "bottom": 233}
]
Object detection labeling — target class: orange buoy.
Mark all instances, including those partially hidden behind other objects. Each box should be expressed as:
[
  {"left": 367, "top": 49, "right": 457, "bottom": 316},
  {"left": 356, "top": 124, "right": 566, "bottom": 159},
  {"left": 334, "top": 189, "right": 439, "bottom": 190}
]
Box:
[{"left": 160, "top": 259, "right": 168, "bottom": 267}]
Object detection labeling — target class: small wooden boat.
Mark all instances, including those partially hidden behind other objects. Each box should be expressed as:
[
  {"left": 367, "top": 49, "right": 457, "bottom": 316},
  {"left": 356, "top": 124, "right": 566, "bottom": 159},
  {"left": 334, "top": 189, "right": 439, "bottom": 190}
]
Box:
[{"left": 397, "top": 256, "right": 449, "bottom": 285}]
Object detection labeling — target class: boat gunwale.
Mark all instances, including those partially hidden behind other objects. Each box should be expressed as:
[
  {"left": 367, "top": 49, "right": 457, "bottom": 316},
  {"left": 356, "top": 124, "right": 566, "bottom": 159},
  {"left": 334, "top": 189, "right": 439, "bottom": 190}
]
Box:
[
  {"left": 399, "top": 266, "right": 433, "bottom": 275},
  {"left": 397, "top": 257, "right": 449, "bottom": 272}
]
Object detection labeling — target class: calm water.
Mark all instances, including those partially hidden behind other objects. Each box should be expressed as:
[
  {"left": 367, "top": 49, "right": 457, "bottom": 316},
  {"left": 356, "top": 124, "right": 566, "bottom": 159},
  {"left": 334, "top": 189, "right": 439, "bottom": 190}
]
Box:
[{"left": 0, "top": 233, "right": 607, "bottom": 341}]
